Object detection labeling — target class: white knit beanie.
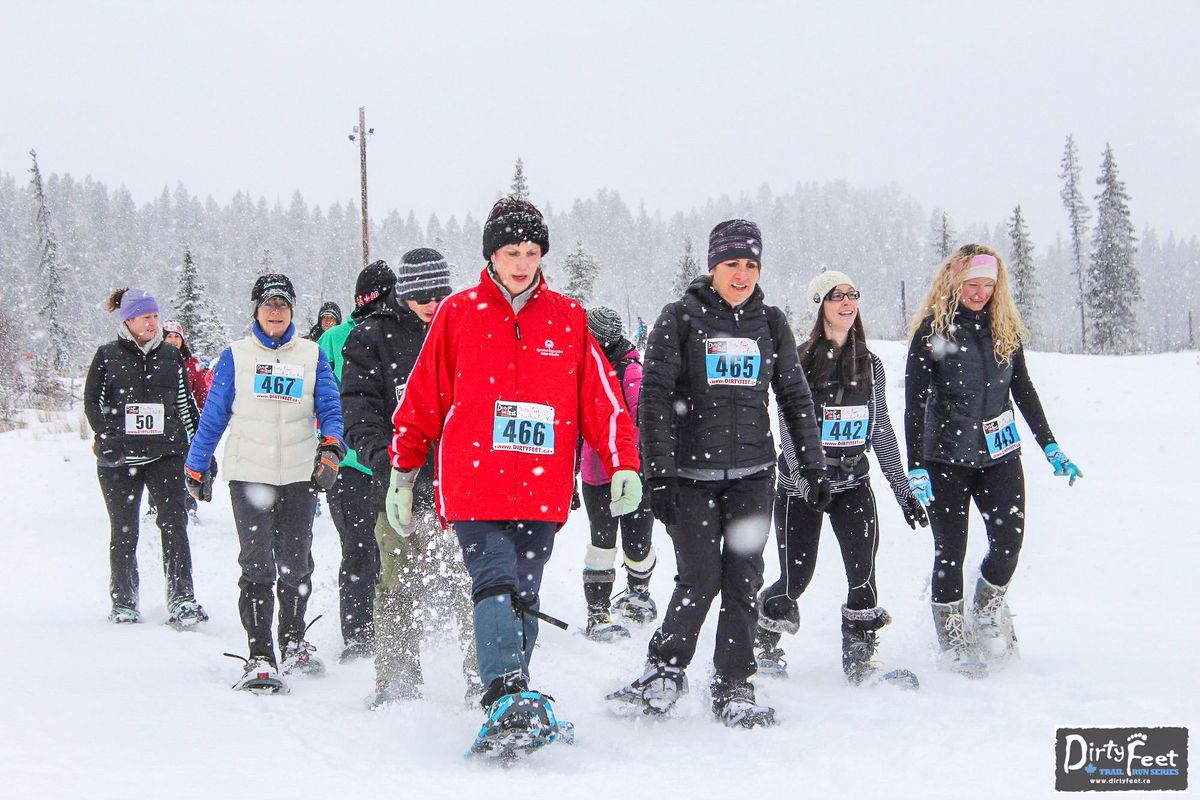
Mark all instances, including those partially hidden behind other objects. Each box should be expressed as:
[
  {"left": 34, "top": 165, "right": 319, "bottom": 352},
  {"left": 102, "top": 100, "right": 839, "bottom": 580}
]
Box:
[{"left": 807, "top": 270, "right": 858, "bottom": 307}]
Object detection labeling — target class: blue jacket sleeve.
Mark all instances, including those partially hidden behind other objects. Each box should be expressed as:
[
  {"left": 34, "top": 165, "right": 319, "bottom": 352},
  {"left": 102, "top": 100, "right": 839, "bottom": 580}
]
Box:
[
  {"left": 314, "top": 350, "right": 345, "bottom": 447},
  {"left": 185, "top": 347, "right": 236, "bottom": 473}
]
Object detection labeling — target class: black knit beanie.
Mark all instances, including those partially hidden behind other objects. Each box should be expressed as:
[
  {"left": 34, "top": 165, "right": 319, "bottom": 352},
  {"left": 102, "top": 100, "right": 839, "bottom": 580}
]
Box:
[
  {"left": 354, "top": 260, "right": 397, "bottom": 308},
  {"left": 707, "top": 219, "right": 763, "bottom": 270},
  {"left": 482, "top": 196, "right": 550, "bottom": 261}
]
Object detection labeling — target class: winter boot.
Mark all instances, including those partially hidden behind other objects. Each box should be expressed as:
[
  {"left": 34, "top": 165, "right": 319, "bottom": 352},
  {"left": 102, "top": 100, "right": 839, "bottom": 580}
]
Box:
[
  {"left": 755, "top": 590, "right": 799, "bottom": 678},
  {"left": 108, "top": 606, "right": 141, "bottom": 625},
  {"left": 931, "top": 600, "right": 988, "bottom": 679},
  {"left": 583, "top": 568, "right": 630, "bottom": 641},
  {"left": 227, "top": 654, "right": 288, "bottom": 695},
  {"left": 611, "top": 553, "right": 658, "bottom": 624},
  {"left": 711, "top": 677, "right": 776, "bottom": 729},
  {"left": 166, "top": 597, "right": 208, "bottom": 630},
  {"left": 840, "top": 605, "right": 891, "bottom": 685},
  {"left": 971, "top": 575, "right": 1019, "bottom": 664},
  {"left": 280, "top": 616, "right": 325, "bottom": 677},
  {"left": 338, "top": 638, "right": 374, "bottom": 664},
  {"left": 606, "top": 662, "right": 688, "bottom": 716}
]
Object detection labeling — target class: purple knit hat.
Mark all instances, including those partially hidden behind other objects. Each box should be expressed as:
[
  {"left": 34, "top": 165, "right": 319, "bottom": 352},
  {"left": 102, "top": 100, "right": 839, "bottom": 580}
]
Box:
[
  {"left": 117, "top": 289, "right": 159, "bottom": 321},
  {"left": 707, "top": 219, "right": 763, "bottom": 270}
]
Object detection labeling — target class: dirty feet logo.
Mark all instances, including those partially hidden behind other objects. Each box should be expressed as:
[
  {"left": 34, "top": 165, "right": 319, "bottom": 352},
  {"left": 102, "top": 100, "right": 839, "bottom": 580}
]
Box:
[{"left": 1056, "top": 727, "right": 1188, "bottom": 791}]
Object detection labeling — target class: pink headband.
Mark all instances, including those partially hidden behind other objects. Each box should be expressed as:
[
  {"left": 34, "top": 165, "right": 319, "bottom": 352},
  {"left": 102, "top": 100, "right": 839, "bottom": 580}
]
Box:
[{"left": 956, "top": 253, "right": 998, "bottom": 282}]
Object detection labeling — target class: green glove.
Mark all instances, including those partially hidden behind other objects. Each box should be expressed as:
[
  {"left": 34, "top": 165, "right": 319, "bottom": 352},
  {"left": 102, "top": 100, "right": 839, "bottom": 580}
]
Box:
[
  {"left": 385, "top": 468, "right": 418, "bottom": 536},
  {"left": 608, "top": 469, "right": 643, "bottom": 517}
]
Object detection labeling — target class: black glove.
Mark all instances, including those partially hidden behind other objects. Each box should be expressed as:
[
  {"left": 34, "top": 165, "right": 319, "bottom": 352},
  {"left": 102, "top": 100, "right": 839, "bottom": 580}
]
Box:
[
  {"left": 93, "top": 431, "right": 124, "bottom": 468},
  {"left": 647, "top": 476, "right": 680, "bottom": 527},
  {"left": 313, "top": 435, "right": 346, "bottom": 492},
  {"left": 209, "top": 455, "right": 219, "bottom": 481},
  {"left": 801, "top": 468, "right": 833, "bottom": 513},
  {"left": 900, "top": 494, "right": 929, "bottom": 529},
  {"left": 184, "top": 465, "right": 213, "bottom": 502},
  {"left": 571, "top": 483, "right": 581, "bottom": 511}
]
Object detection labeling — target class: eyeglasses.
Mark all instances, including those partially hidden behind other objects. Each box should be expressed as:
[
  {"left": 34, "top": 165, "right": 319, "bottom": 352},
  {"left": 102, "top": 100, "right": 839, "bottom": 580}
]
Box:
[
  {"left": 410, "top": 294, "right": 449, "bottom": 305},
  {"left": 261, "top": 298, "right": 292, "bottom": 310},
  {"left": 827, "top": 291, "right": 861, "bottom": 302}
]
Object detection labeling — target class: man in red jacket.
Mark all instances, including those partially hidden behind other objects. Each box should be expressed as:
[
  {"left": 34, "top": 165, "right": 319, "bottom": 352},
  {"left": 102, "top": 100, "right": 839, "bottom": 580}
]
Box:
[{"left": 387, "top": 196, "right": 641, "bottom": 757}]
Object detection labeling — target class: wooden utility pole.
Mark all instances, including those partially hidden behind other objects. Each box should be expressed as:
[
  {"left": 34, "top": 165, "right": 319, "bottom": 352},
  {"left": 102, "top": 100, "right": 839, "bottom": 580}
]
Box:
[
  {"left": 348, "top": 107, "right": 373, "bottom": 266},
  {"left": 900, "top": 280, "right": 907, "bottom": 337}
]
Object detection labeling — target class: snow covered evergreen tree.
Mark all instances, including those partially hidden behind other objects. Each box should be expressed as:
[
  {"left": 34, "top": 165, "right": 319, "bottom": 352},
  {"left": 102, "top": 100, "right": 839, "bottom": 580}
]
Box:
[
  {"left": 1007, "top": 204, "right": 1037, "bottom": 335},
  {"left": 29, "top": 151, "right": 71, "bottom": 374},
  {"left": 173, "top": 248, "right": 227, "bottom": 358},
  {"left": 0, "top": 304, "right": 26, "bottom": 424},
  {"left": 1087, "top": 144, "right": 1140, "bottom": 354},
  {"left": 672, "top": 237, "right": 700, "bottom": 296},
  {"left": 929, "top": 209, "right": 955, "bottom": 262},
  {"left": 259, "top": 249, "right": 276, "bottom": 275},
  {"left": 562, "top": 239, "right": 599, "bottom": 305},
  {"left": 1059, "top": 134, "right": 1091, "bottom": 351},
  {"left": 510, "top": 157, "right": 529, "bottom": 201}
]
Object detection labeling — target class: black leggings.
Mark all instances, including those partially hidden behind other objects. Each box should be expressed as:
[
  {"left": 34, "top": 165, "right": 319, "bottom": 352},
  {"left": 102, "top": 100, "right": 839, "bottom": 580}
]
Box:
[
  {"left": 762, "top": 480, "right": 881, "bottom": 613},
  {"left": 580, "top": 481, "right": 653, "bottom": 563},
  {"left": 927, "top": 458, "right": 1025, "bottom": 604},
  {"left": 98, "top": 455, "right": 195, "bottom": 609}
]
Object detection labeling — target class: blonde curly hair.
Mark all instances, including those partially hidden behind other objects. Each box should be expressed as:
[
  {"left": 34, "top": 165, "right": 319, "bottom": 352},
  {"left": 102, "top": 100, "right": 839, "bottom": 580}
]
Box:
[{"left": 909, "top": 243, "right": 1027, "bottom": 363}]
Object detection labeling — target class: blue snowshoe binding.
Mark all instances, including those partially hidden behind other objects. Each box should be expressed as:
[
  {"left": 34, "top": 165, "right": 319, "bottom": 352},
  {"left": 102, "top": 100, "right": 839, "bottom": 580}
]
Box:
[{"left": 468, "top": 687, "right": 575, "bottom": 761}]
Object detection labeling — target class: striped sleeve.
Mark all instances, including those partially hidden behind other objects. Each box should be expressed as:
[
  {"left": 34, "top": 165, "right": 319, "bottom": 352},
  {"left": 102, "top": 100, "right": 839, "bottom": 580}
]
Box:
[
  {"left": 176, "top": 363, "right": 199, "bottom": 438},
  {"left": 868, "top": 355, "right": 911, "bottom": 500}
]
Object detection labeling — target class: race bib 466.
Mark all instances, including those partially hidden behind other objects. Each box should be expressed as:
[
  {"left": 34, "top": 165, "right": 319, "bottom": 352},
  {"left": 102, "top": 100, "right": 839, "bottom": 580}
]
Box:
[{"left": 492, "top": 401, "right": 555, "bottom": 454}]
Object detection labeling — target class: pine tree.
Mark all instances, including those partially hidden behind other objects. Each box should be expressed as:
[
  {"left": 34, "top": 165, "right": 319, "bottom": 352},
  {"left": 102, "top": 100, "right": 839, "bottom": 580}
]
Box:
[
  {"left": 0, "top": 304, "right": 26, "bottom": 424},
  {"left": 672, "top": 237, "right": 700, "bottom": 297},
  {"left": 1087, "top": 144, "right": 1140, "bottom": 354},
  {"left": 28, "top": 150, "right": 70, "bottom": 373},
  {"left": 1059, "top": 134, "right": 1091, "bottom": 351},
  {"left": 562, "top": 239, "right": 599, "bottom": 305},
  {"left": 1007, "top": 204, "right": 1037, "bottom": 334},
  {"left": 173, "top": 248, "right": 227, "bottom": 358},
  {"left": 510, "top": 157, "right": 529, "bottom": 201},
  {"left": 929, "top": 209, "right": 955, "bottom": 262},
  {"left": 259, "top": 249, "right": 276, "bottom": 275}
]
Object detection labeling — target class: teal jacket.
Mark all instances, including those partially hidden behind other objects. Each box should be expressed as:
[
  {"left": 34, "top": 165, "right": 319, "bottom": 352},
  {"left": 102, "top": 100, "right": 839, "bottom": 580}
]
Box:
[{"left": 318, "top": 318, "right": 371, "bottom": 476}]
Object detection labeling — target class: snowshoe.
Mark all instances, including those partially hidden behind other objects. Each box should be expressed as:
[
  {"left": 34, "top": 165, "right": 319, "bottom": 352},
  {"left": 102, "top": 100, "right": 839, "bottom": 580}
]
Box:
[
  {"left": 166, "top": 598, "right": 208, "bottom": 631},
  {"left": 711, "top": 681, "right": 776, "bottom": 729},
  {"left": 754, "top": 625, "right": 788, "bottom": 678},
  {"left": 606, "top": 663, "right": 687, "bottom": 717},
  {"left": 868, "top": 668, "right": 921, "bottom": 690},
  {"left": 227, "top": 654, "right": 288, "bottom": 695},
  {"left": 466, "top": 690, "right": 575, "bottom": 761},
  {"left": 585, "top": 609, "right": 631, "bottom": 642},
  {"left": 366, "top": 679, "right": 420, "bottom": 710},
  {"left": 108, "top": 607, "right": 141, "bottom": 625},
  {"left": 281, "top": 639, "right": 326, "bottom": 677},
  {"left": 611, "top": 587, "right": 657, "bottom": 625}
]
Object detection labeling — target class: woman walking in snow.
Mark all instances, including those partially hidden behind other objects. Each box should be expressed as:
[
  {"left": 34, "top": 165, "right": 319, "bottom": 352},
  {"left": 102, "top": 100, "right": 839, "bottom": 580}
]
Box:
[
  {"left": 578, "top": 306, "right": 657, "bottom": 643},
  {"left": 184, "top": 273, "right": 346, "bottom": 694},
  {"left": 905, "top": 243, "right": 1083, "bottom": 678},
  {"left": 84, "top": 289, "right": 205, "bottom": 628},
  {"left": 607, "top": 219, "right": 826, "bottom": 729},
  {"left": 755, "top": 270, "right": 926, "bottom": 686}
]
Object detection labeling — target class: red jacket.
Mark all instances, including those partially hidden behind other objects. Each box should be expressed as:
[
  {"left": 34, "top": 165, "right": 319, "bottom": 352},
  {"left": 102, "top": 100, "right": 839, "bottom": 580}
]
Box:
[
  {"left": 184, "top": 355, "right": 210, "bottom": 411},
  {"left": 389, "top": 269, "right": 639, "bottom": 524}
]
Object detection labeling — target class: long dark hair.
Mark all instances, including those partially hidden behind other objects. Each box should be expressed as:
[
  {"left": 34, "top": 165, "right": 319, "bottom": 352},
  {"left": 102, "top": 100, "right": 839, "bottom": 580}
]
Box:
[{"left": 800, "top": 305, "right": 872, "bottom": 392}]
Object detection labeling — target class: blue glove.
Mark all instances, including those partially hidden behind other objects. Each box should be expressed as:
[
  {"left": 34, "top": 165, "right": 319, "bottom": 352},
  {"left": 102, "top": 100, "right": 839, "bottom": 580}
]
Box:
[
  {"left": 907, "top": 468, "right": 934, "bottom": 507},
  {"left": 1044, "top": 443, "right": 1083, "bottom": 486}
]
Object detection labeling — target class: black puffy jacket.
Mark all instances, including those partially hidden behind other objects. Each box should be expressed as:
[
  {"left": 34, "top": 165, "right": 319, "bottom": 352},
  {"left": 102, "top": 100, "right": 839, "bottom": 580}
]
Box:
[
  {"left": 640, "top": 276, "right": 824, "bottom": 479},
  {"left": 84, "top": 335, "right": 199, "bottom": 466},
  {"left": 905, "top": 307, "right": 1055, "bottom": 469},
  {"left": 340, "top": 296, "right": 434, "bottom": 508}
]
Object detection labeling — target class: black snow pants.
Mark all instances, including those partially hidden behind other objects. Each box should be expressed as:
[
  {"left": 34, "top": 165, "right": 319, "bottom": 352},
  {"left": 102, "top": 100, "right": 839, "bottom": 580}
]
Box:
[
  {"left": 927, "top": 457, "right": 1025, "bottom": 604},
  {"left": 98, "top": 455, "right": 195, "bottom": 610},
  {"left": 761, "top": 480, "right": 882, "bottom": 615},
  {"left": 230, "top": 480, "right": 318, "bottom": 663},
  {"left": 647, "top": 470, "right": 774, "bottom": 683},
  {"left": 326, "top": 466, "right": 380, "bottom": 646}
]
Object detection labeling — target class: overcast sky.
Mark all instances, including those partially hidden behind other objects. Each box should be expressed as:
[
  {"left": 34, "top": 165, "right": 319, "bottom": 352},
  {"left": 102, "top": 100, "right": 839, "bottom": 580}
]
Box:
[{"left": 3, "top": 1, "right": 1198, "bottom": 244}]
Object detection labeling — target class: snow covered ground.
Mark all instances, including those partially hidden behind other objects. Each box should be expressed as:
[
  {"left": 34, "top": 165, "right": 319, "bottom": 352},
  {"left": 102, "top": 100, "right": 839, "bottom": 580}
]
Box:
[{"left": 3, "top": 342, "right": 1196, "bottom": 799}]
